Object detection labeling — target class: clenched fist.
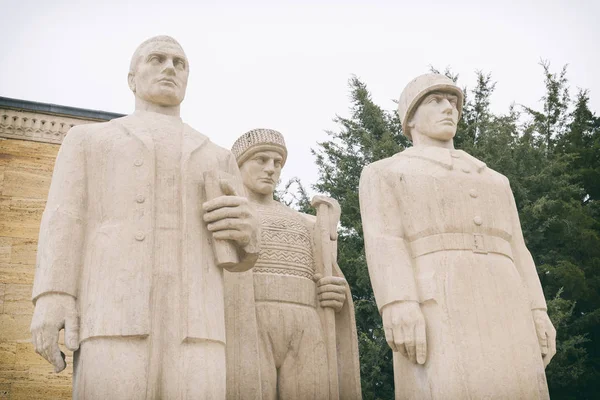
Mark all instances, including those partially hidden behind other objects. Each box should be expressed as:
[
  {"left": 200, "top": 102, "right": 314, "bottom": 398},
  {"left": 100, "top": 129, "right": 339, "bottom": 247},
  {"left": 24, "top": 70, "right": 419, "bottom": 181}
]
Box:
[{"left": 315, "top": 274, "right": 347, "bottom": 312}]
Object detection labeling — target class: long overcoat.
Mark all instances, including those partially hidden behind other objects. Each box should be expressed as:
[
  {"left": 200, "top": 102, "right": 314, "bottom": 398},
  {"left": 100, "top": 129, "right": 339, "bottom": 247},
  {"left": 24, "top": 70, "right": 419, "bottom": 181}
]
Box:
[
  {"left": 32, "top": 112, "right": 256, "bottom": 345},
  {"left": 359, "top": 146, "right": 549, "bottom": 399}
]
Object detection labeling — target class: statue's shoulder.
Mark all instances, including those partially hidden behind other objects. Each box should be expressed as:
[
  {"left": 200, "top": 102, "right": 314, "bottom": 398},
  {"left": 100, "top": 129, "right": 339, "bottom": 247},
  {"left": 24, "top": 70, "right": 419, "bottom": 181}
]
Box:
[
  {"left": 457, "top": 150, "right": 508, "bottom": 182},
  {"left": 182, "top": 125, "right": 231, "bottom": 158},
  {"left": 62, "top": 119, "right": 117, "bottom": 145},
  {"left": 298, "top": 211, "right": 317, "bottom": 226},
  {"left": 362, "top": 150, "right": 414, "bottom": 181}
]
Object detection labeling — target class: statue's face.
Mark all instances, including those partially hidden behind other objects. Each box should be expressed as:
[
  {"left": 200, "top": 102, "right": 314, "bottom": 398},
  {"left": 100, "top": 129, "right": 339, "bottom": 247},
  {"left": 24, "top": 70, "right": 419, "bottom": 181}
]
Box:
[
  {"left": 240, "top": 150, "right": 284, "bottom": 196},
  {"left": 410, "top": 91, "right": 459, "bottom": 141},
  {"left": 131, "top": 41, "right": 189, "bottom": 107}
]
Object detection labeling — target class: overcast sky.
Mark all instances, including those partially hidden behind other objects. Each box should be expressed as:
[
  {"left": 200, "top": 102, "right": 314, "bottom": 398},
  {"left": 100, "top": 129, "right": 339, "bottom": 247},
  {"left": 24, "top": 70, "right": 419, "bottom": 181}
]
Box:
[{"left": 2, "top": 0, "right": 598, "bottom": 193}]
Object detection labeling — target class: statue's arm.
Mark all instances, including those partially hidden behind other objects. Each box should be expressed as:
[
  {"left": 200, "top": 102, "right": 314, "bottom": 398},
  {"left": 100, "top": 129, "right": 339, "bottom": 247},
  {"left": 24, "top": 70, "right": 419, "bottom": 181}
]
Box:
[
  {"left": 359, "top": 164, "right": 418, "bottom": 309},
  {"left": 32, "top": 126, "right": 87, "bottom": 302},
  {"left": 31, "top": 126, "right": 87, "bottom": 371},
  {"left": 505, "top": 177, "right": 556, "bottom": 367},
  {"left": 359, "top": 164, "right": 426, "bottom": 364},
  {"left": 504, "top": 177, "right": 546, "bottom": 310}
]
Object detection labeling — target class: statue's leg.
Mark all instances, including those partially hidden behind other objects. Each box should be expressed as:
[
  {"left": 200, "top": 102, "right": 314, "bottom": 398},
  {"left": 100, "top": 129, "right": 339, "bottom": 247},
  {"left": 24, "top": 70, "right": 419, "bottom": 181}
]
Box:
[
  {"left": 72, "top": 337, "right": 148, "bottom": 400},
  {"left": 255, "top": 303, "right": 279, "bottom": 400},
  {"left": 180, "top": 340, "right": 226, "bottom": 400},
  {"left": 278, "top": 306, "right": 328, "bottom": 400}
]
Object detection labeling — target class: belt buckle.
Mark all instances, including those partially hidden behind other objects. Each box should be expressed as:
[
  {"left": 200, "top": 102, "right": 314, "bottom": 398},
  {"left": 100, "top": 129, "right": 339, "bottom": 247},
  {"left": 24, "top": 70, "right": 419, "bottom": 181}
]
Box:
[{"left": 473, "top": 234, "right": 487, "bottom": 254}]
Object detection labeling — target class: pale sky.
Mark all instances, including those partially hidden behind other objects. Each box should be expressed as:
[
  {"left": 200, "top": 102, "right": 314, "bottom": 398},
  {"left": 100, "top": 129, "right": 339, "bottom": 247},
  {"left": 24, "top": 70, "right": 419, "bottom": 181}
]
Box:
[{"left": 2, "top": 0, "right": 598, "bottom": 193}]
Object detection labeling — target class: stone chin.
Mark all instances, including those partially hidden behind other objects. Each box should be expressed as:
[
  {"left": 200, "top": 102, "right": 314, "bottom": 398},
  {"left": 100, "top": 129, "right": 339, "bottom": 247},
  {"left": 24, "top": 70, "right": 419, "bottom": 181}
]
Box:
[
  {"left": 141, "top": 90, "right": 185, "bottom": 107},
  {"left": 421, "top": 124, "right": 457, "bottom": 142},
  {"left": 252, "top": 181, "right": 276, "bottom": 195}
]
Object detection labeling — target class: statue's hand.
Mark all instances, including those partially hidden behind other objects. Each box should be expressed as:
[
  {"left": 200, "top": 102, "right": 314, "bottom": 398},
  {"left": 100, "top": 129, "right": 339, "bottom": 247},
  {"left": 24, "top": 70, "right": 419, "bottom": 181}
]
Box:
[
  {"left": 382, "top": 300, "right": 426, "bottom": 365},
  {"left": 30, "top": 293, "right": 79, "bottom": 373},
  {"left": 203, "top": 180, "right": 258, "bottom": 250},
  {"left": 532, "top": 309, "right": 556, "bottom": 368},
  {"left": 315, "top": 274, "right": 346, "bottom": 312}
]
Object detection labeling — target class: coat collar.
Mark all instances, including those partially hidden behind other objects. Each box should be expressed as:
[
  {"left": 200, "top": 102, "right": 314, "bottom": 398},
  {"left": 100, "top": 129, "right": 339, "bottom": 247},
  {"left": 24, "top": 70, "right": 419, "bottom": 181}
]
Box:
[
  {"left": 400, "top": 146, "right": 487, "bottom": 173},
  {"left": 114, "top": 112, "right": 209, "bottom": 155}
]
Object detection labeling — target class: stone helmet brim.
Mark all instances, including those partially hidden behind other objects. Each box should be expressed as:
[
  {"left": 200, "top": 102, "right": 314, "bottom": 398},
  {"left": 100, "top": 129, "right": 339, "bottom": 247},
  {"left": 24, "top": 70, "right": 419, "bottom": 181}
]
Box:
[
  {"left": 231, "top": 128, "right": 288, "bottom": 167},
  {"left": 397, "top": 74, "right": 464, "bottom": 140}
]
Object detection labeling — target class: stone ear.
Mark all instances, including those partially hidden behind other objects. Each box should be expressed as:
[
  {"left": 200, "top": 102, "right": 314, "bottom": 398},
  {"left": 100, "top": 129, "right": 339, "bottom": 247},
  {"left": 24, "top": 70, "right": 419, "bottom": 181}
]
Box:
[{"left": 128, "top": 73, "right": 136, "bottom": 93}]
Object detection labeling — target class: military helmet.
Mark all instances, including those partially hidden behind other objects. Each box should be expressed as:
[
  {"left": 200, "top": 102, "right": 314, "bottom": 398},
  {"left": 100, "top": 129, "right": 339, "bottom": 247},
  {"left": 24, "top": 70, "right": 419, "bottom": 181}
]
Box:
[{"left": 397, "top": 73, "right": 464, "bottom": 140}]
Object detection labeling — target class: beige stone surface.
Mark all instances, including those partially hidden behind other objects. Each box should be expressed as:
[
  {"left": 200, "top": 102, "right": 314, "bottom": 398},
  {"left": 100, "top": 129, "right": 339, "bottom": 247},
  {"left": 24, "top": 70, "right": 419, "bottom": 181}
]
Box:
[
  {"left": 4, "top": 285, "right": 33, "bottom": 315},
  {"left": 9, "top": 239, "right": 37, "bottom": 266},
  {"left": 0, "top": 264, "right": 35, "bottom": 286},
  {"left": 359, "top": 73, "right": 556, "bottom": 399},
  {"left": 29, "top": 35, "right": 260, "bottom": 399},
  {"left": 0, "top": 344, "right": 16, "bottom": 365},
  {"left": 0, "top": 238, "right": 12, "bottom": 264},
  {"left": 225, "top": 129, "right": 361, "bottom": 400}
]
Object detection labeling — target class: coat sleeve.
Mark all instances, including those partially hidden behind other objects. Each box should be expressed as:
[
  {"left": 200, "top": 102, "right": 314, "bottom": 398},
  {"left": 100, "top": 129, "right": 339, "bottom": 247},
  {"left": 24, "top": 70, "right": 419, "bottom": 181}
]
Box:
[
  {"left": 223, "top": 152, "right": 260, "bottom": 273},
  {"left": 504, "top": 177, "right": 547, "bottom": 310},
  {"left": 32, "top": 126, "right": 88, "bottom": 303},
  {"left": 359, "top": 163, "right": 418, "bottom": 312}
]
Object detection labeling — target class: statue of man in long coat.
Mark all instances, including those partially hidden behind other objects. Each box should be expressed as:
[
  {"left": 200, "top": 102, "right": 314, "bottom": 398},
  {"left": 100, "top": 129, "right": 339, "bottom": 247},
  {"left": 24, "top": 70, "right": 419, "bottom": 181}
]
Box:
[
  {"left": 359, "top": 74, "right": 556, "bottom": 399},
  {"left": 30, "top": 35, "right": 259, "bottom": 399},
  {"left": 224, "top": 129, "right": 362, "bottom": 400}
]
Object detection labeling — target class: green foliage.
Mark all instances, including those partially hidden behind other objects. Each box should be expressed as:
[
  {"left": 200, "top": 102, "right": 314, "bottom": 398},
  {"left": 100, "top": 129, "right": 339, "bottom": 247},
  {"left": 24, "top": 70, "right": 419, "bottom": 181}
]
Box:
[
  {"left": 298, "top": 64, "right": 600, "bottom": 398},
  {"left": 546, "top": 289, "right": 590, "bottom": 398},
  {"left": 275, "top": 177, "right": 315, "bottom": 214}
]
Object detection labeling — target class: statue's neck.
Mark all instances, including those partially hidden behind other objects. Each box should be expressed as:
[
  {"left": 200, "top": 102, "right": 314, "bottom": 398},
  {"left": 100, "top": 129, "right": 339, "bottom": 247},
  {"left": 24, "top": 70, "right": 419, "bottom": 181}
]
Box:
[
  {"left": 247, "top": 190, "right": 276, "bottom": 206},
  {"left": 411, "top": 131, "right": 455, "bottom": 150},
  {"left": 134, "top": 97, "right": 181, "bottom": 117}
]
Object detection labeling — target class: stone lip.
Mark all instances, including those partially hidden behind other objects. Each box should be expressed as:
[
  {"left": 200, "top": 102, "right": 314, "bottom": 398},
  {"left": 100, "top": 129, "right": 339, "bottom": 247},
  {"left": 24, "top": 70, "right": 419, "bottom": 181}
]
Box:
[{"left": 0, "top": 96, "right": 124, "bottom": 122}]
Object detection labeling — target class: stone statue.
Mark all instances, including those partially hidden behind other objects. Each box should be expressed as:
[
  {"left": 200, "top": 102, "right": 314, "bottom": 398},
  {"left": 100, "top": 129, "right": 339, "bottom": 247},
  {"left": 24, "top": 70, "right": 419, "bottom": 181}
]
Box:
[
  {"left": 224, "top": 129, "right": 362, "bottom": 400},
  {"left": 359, "top": 74, "right": 556, "bottom": 399},
  {"left": 29, "top": 35, "right": 260, "bottom": 399}
]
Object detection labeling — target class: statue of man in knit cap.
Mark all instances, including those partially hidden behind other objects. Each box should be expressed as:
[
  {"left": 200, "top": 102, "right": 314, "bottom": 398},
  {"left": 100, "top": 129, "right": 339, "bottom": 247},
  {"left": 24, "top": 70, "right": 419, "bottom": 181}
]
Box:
[
  {"left": 359, "top": 74, "right": 556, "bottom": 399},
  {"left": 224, "top": 129, "right": 362, "bottom": 400},
  {"left": 30, "top": 35, "right": 259, "bottom": 399}
]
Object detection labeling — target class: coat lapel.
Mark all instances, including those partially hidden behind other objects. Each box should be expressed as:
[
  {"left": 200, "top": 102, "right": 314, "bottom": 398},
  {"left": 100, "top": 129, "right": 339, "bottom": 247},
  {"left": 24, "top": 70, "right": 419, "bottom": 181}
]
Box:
[
  {"left": 181, "top": 124, "right": 209, "bottom": 167},
  {"left": 113, "top": 113, "right": 154, "bottom": 152}
]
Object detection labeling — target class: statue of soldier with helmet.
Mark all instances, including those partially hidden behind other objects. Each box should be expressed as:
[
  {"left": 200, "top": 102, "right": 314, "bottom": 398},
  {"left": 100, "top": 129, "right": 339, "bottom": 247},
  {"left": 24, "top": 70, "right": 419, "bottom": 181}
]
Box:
[{"left": 359, "top": 74, "right": 556, "bottom": 399}]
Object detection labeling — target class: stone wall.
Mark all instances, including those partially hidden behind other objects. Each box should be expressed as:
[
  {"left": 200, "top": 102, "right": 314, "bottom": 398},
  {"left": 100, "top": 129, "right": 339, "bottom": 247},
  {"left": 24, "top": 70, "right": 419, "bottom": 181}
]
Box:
[{"left": 0, "top": 99, "right": 122, "bottom": 399}]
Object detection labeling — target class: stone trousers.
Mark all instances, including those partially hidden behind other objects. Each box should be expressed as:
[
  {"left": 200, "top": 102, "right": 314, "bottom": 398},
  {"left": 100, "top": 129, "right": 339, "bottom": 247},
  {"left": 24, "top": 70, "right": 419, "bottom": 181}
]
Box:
[
  {"left": 255, "top": 302, "right": 329, "bottom": 400},
  {"left": 72, "top": 337, "right": 225, "bottom": 400}
]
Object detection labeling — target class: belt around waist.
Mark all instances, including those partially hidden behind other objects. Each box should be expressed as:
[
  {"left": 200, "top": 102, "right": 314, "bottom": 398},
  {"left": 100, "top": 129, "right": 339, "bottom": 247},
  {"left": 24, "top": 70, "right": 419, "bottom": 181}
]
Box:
[
  {"left": 410, "top": 233, "right": 513, "bottom": 260},
  {"left": 254, "top": 273, "right": 316, "bottom": 307}
]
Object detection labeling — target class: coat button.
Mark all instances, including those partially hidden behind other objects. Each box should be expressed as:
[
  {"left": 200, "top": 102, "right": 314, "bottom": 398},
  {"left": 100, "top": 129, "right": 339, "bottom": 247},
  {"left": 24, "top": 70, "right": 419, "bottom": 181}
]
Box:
[
  {"left": 469, "top": 189, "right": 478, "bottom": 198},
  {"left": 136, "top": 194, "right": 145, "bottom": 203},
  {"left": 473, "top": 216, "right": 482, "bottom": 226},
  {"left": 135, "top": 232, "right": 146, "bottom": 241},
  {"left": 451, "top": 152, "right": 460, "bottom": 158},
  {"left": 461, "top": 167, "right": 471, "bottom": 173},
  {"left": 134, "top": 159, "right": 144, "bottom": 167}
]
